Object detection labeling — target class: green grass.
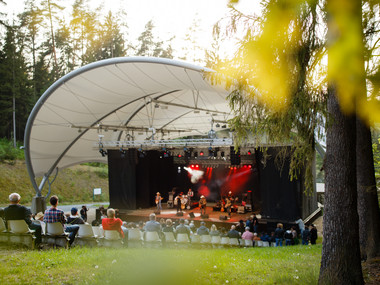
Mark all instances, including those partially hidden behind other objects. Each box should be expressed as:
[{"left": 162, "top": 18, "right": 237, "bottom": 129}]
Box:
[{"left": 0, "top": 244, "right": 322, "bottom": 285}]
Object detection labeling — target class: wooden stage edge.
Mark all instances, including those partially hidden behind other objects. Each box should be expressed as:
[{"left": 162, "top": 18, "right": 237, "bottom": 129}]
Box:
[{"left": 117, "top": 203, "right": 261, "bottom": 228}]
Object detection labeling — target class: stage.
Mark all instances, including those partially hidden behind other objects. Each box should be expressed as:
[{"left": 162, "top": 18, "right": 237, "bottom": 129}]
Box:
[{"left": 117, "top": 203, "right": 263, "bottom": 229}]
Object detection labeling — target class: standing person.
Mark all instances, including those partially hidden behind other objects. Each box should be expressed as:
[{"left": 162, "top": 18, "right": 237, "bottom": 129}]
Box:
[
  {"left": 284, "top": 228, "right": 293, "bottom": 246},
  {"left": 295, "top": 217, "right": 305, "bottom": 235},
  {"left": 199, "top": 195, "right": 207, "bottom": 216},
  {"left": 44, "top": 195, "right": 79, "bottom": 246},
  {"left": 155, "top": 192, "right": 163, "bottom": 211},
  {"left": 4, "top": 193, "right": 42, "bottom": 246},
  {"left": 80, "top": 205, "right": 88, "bottom": 222},
  {"left": 252, "top": 214, "right": 259, "bottom": 233},
  {"left": 187, "top": 188, "right": 194, "bottom": 209},
  {"left": 274, "top": 223, "right": 284, "bottom": 247},
  {"left": 175, "top": 193, "right": 183, "bottom": 213},
  {"left": 302, "top": 225, "right": 311, "bottom": 245},
  {"left": 310, "top": 224, "right": 318, "bottom": 245},
  {"left": 225, "top": 197, "right": 232, "bottom": 218}
]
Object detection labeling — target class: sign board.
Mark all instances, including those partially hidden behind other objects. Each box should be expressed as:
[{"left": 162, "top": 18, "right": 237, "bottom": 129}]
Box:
[{"left": 93, "top": 188, "right": 102, "bottom": 195}]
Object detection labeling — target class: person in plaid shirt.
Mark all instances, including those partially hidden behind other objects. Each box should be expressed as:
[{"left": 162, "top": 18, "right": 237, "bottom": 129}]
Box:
[{"left": 44, "top": 195, "right": 79, "bottom": 245}]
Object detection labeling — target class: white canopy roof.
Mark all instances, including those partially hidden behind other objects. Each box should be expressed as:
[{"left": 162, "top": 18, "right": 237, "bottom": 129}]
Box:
[{"left": 24, "top": 57, "right": 232, "bottom": 191}]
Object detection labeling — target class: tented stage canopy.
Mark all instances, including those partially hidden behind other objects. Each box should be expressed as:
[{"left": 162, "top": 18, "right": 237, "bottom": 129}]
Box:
[{"left": 24, "top": 57, "right": 233, "bottom": 195}]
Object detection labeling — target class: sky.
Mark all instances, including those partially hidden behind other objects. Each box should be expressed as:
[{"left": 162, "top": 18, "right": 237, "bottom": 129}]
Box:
[{"left": 1, "top": 0, "right": 261, "bottom": 62}]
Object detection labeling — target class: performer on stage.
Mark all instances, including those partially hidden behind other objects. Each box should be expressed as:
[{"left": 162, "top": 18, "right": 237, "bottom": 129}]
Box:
[
  {"left": 187, "top": 188, "right": 194, "bottom": 209},
  {"left": 225, "top": 196, "right": 232, "bottom": 218},
  {"left": 175, "top": 192, "right": 183, "bottom": 213},
  {"left": 199, "top": 195, "right": 207, "bottom": 216},
  {"left": 155, "top": 192, "right": 163, "bottom": 211}
]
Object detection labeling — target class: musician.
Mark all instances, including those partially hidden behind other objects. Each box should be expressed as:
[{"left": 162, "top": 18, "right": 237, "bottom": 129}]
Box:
[
  {"left": 175, "top": 192, "right": 183, "bottom": 213},
  {"left": 187, "top": 188, "right": 194, "bottom": 209},
  {"left": 225, "top": 196, "right": 232, "bottom": 218},
  {"left": 155, "top": 192, "right": 163, "bottom": 211},
  {"left": 199, "top": 195, "right": 207, "bottom": 215}
]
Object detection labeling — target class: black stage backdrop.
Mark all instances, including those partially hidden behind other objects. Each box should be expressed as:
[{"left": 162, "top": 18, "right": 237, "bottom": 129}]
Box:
[
  {"left": 256, "top": 147, "right": 303, "bottom": 221},
  {"left": 108, "top": 149, "right": 137, "bottom": 210}
]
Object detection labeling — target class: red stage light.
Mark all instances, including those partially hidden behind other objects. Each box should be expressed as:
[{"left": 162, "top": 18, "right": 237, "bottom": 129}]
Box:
[
  {"left": 178, "top": 154, "right": 182, "bottom": 158},
  {"left": 243, "top": 165, "right": 247, "bottom": 168},
  {"left": 248, "top": 190, "right": 252, "bottom": 193},
  {"left": 248, "top": 165, "right": 252, "bottom": 169},
  {"left": 200, "top": 151, "right": 204, "bottom": 156},
  {"left": 191, "top": 164, "right": 194, "bottom": 168},
  {"left": 234, "top": 167, "right": 237, "bottom": 170},
  {"left": 196, "top": 164, "right": 199, "bottom": 168},
  {"left": 247, "top": 150, "right": 252, "bottom": 155}
]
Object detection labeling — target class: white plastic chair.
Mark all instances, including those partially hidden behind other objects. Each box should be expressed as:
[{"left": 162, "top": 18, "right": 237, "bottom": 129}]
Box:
[
  {"left": 104, "top": 230, "right": 121, "bottom": 240},
  {"left": 128, "top": 228, "right": 143, "bottom": 241},
  {"left": 46, "top": 222, "right": 66, "bottom": 235},
  {"left": 92, "top": 226, "right": 103, "bottom": 238},
  {"left": 8, "top": 220, "right": 33, "bottom": 234},
  {"left": 176, "top": 233, "right": 190, "bottom": 243},
  {"left": 145, "top": 231, "right": 160, "bottom": 242},
  {"left": 244, "top": 239, "right": 253, "bottom": 247},
  {"left": 164, "top": 232, "right": 176, "bottom": 242},
  {"left": 262, "top": 241, "right": 270, "bottom": 247},
  {"left": 229, "top": 237, "right": 239, "bottom": 246},
  {"left": 200, "top": 234, "right": 212, "bottom": 244},
  {"left": 220, "top": 237, "right": 230, "bottom": 246},
  {"left": 211, "top": 235, "right": 221, "bottom": 245},
  {"left": 0, "top": 217, "right": 6, "bottom": 232},
  {"left": 78, "top": 224, "right": 95, "bottom": 238},
  {"left": 256, "top": 240, "right": 263, "bottom": 247},
  {"left": 191, "top": 234, "right": 201, "bottom": 244}
]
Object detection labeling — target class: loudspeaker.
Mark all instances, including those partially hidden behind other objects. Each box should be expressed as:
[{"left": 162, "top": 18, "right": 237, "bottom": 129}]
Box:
[
  {"left": 201, "top": 214, "right": 209, "bottom": 219},
  {"left": 219, "top": 215, "right": 228, "bottom": 220},
  {"left": 176, "top": 212, "right": 184, "bottom": 216},
  {"left": 189, "top": 212, "right": 195, "bottom": 218}
]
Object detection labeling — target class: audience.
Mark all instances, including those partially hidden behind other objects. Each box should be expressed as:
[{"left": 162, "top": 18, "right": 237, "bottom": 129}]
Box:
[
  {"left": 4, "top": 193, "right": 42, "bottom": 246},
  {"left": 196, "top": 221, "right": 209, "bottom": 235},
  {"left": 310, "top": 224, "right": 318, "bottom": 245},
  {"left": 102, "top": 208, "right": 127, "bottom": 240},
  {"left": 209, "top": 224, "right": 220, "bottom": 236},
  {"left": 302, "top": 225, "right": 310, "bottom": 245},
  {"left": 67, "top": 207, "right": 85, "bottom": 225},
  {"left": 176, "top": 218, "right": 191, "bottom": 238},
  {"left": 241, "top": 227, "right": 254, "bottom": 241},
  {"left": 227, "top": 225, "right": 240, "bottom": 239},
  {"left": 44, "top": 195, "right": 79, "bottom": 246},
  {"left": 274, "top": 223, "right": 284, "bottom": 247},
  {"left": 284, "top": 228, "right": 293, "bottom": 246}
]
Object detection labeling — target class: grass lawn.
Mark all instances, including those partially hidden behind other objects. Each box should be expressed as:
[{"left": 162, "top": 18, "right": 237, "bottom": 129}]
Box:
[{"left": 0, "top": 244, "right": 322, "bottom": 285}]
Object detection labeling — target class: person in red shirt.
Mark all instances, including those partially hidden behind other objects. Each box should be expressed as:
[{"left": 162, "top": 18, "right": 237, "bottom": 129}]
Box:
[{"left": 102, "top": 208, "right": 125, "bottom": 239}]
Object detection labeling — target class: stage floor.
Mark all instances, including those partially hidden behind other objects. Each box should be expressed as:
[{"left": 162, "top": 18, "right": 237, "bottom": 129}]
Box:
[{"left": 118, "top": 203, "right": 259, "bottom": 227}]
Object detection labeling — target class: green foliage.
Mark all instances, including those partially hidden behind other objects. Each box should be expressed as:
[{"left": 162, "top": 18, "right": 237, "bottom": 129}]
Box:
[
  {"left": 0, "top": 139, "right": 24, "bottom": 162},
  {"left": 0, "top": 245, "right": 322, "bottom": 284}
]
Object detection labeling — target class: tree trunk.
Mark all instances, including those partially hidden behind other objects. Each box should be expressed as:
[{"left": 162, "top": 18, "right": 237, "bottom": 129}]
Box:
[
  {"left": 357, "top": 119, "right": 380, "bottom": 260},
  {"left": 319, "top": 88, "right": 363, "bottom": 284}
]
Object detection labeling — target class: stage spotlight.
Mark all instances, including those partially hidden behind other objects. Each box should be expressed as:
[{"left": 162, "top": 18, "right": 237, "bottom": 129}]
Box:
[
  {"left": 99, "top": 148, "right": 107, "bottom": 157},
  {"left": 191, "top": 164, "right": 194, "bottom": 168},
  {"left": 248, "top": 150, "right": 252, "bottom": 155},
  {"left": 200, "top": 151, "right": 204, "bottom": 156},
  {"left": 178, "top": 154, "right": 182, "bottom": 158}
]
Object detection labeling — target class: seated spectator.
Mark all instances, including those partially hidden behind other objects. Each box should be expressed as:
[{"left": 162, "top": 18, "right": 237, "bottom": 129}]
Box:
[
  {"left": 44, "top": 195, "right": 79, "bottom": 246},
  {"left": 209, "top": 224, "right": 220, "bottom": 236},
  {"left": 67, "top": 207, "right": 85, "bottom": 225},
  {"left": 284, "top": 228, "right": 293, "bottom": 246},
  {"left": 175, "top": 218, "right": 190, "bottom": 238},
  {"left": 102, "top": 208, "right": 126, "bottom": 240},
  {"left": 253, "top": 232, "right": 261, "bottom": 241},
  {"left": 159, "top": 218, "right": 166, "bottom": 229},
  {"left": 162, "top": 219, "right": 175, "bottom": 232},
  {"left": 302, "top": 225, "right": 310, "bottom": 245},
  {"left": 184, "top": 219, "right": 192, "bottom": 233},
  {"left": 260, "top": 232, "right": 270, "bottom": 242},
  {"left": 144, "top": 213, "right": 161, "bottom": 236},
  {"left": 196, "top": 221, "right": 209, "bottom": 235},
  {"left": 274, "top": 223, "right": 284, "bottom": 247},
  {"left": 220, "top": 227, "right": 228, "bottom": 237},
  {"left": 227, "top": 225, "right": 240, "bottom": 239},
  {"left": 33, "top": 212, "right": 44, "bottom": 221},
  {"left": 189, "top": 220, "right": 196, "bottom": 233},
  {"left": 4, "top": 193, "right": 42, "bottom": 246},
  {"left": 241, "top": 227, "right": 254, "bottom": 241}
]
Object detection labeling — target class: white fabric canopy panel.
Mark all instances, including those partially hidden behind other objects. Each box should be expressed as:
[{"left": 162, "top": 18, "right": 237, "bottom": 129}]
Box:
[{"left": 24, "top": 57, "right": 232, "bottom": 193}]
